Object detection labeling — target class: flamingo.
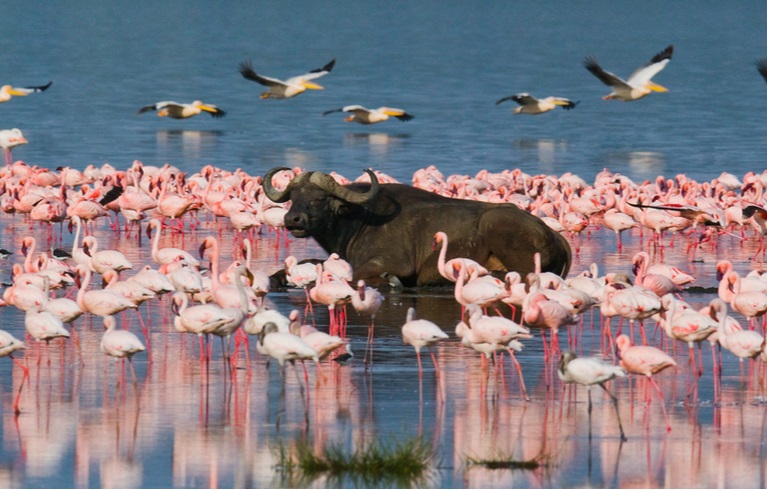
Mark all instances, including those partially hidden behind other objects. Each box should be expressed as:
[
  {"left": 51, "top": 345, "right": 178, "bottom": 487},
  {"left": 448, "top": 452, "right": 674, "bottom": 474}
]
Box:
[
  {"left": 351, "top": 279, "right": 383, "bottom": 366},
  {"left": 76, "top": 265, "right": 138, "bottom": 318},
  {"left": 433, "top": 231, "right": 489, "bottom": 282},
  {"left": 0, "top": 329, "right": 27, "bottom": 413},
  {"left": 0, "top": 128, "right": 28, "bottom": 166},
  {"left": 615, "top": 334, "right": 676, "bottom": 432},
  {"left": 523, "top": 292, "right": 578, "bottom": 356},
  {"left": 100, "top": 315, "right": 145, "bottom": 383},
  {"left": 323, "top": 253, "right": 353, "bottom": 283},
  {"left": 199, "top": 236, "right": 256, "bottom": 312},
  {"left": 723, "top": 270, "right": 767, "bottom": 329},
  {"left": 258, "top": 322, "right": 319, "bottom": 385},
  {"left": 631, "top": 251, "right": 678, "bottom": 297},
  {"left": 82, "top": 236, "right": 133, "bottom": 274},
  {"left": 128, "top": 265, "right": 175, "bottom": 295},
  {"left": 146, "top": 219, "right": 200, "bottom": 266},
  {"left": 660, "top": 294, "right": 718, "bottom": 376},
  {"left": 602, "top": 208, "right": 637, "bottom": 250},
  {"left": 292, "top": 310, "right": 345, "bottom": 360},
  {"left": 309, "top": 266, "right": 354, "bottom": 336},
  {"left": 401, "top": 307, "right": 448, "bottom": 378},
  {"left": 558, "top": 350, "right": 627, "bottom": 441},
  {"left": 452, "top": 259, "right": 508, "bottom": 309}
]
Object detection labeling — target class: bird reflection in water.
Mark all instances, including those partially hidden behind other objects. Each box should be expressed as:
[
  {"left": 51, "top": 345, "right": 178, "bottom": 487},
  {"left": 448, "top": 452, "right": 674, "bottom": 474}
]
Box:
[
  {"left": 512, "top": 139, "right": 567, "bottom": 172},
  {"left": 343, "top": 133, "right": 409, "bottom": 158},
  {"left": 155, "top": 130, "right": 223, "bottom": 160}
]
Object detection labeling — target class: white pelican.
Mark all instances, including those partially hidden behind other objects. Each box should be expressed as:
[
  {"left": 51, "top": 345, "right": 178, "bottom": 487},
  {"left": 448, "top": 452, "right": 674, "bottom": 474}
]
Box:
[
  {"left": 584, "top": 45, "right": 673, "bottom": 101},
  {"left": 756, "top": 58, "right": 767, "bottom": 84},
  {"left": 0, "top": 81, "right": 52, "bottom": 104},
  {"left": 322, "top": 105, "right": 414, "bottom": 124},
  {"left": 137, "top": 100, "right": 225, "bottom": 119},
  {"left": 238, "top": 58, "right": 336, "bottom": 99},
  {"left": 495, "top": 93, "right": 578, "bottom": 114},
  {"left": 0, "top": 128, "right": 27, "bottom": 166}
]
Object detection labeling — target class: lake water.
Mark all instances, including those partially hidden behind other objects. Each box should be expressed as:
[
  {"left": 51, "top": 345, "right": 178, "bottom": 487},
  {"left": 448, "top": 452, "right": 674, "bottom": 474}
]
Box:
[{"left": 2, "top": 2, "right": 767, "bottom": 489}]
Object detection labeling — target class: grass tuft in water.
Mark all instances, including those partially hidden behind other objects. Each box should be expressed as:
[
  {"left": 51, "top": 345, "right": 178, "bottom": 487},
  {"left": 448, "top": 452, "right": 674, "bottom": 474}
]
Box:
[
  {"left": 466, "top": 449, "right": 553, "bottom": 471},
  {"left": 276, "top": 437, "right": 435, "bottom": 487}
]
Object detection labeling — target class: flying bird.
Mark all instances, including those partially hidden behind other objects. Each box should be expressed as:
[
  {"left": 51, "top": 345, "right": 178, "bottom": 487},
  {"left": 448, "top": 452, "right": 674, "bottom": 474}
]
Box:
[
  {"left": 0, "top": 81, "right": 52, "bottom": 104},
  {"left": 137, "top": 100, "right": 225, "bottom": 119},
  {"left": 322, "top": 105, "right": 414, "bottom": 124},
  {"left": 756, "top": 59, "right": 767, "bottom": 84},
  {"left": 495, "top": 93, "right": 578, "bottom": 114},
  {"left": 584, "top": 45, "right": 673, "bottom": 101},
  {"left": 238, "top": 58, "right": 336, "bottom": 99}
]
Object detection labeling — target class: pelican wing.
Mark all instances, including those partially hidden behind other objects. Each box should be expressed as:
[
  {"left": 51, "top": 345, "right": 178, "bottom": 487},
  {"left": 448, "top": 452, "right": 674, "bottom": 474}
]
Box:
[
  {"left": 626, "top": 45, "right": 673, "bottom": 86},
  {"left": 238, "top": 61, "right": 287, "bottom": 87},
  {"left": 137, "top": 101, "right": 179, "bottom": 115},
  {"left": 756, "top": 59, "right": 767, "bottom": 84},
  {"left": 301, "top": 59, "right": 336, "bottom": 82},
  {"left": 321, "top": 107, "right": 347, "bottom": 116},
  {"left": 496, "top": 93, "right": 537, "bottom": 106},
  {"left": 584, "top": 56, "right": 630, "bottom": 89},
  {"left": 19, "top": 80, "right": 53, "bottom": 94},
  {"left": 342, "top": 105, "right": 370, "bottom": 114}
]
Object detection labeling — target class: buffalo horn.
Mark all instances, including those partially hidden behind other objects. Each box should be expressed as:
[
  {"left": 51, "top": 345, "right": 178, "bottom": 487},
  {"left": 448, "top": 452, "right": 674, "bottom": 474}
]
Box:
[
  {"left": 308, "top": 169, "right": 380, "bottom": 204},
  {"left": 262, "top": 167, "right": 302, "bottom": 203}
]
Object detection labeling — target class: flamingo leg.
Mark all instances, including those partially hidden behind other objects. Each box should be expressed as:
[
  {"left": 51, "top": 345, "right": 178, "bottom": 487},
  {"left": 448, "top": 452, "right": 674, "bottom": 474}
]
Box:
[
  {"left": 599, "top": 383, "right": 627, "bottom": 442},
  {"left": 648, "top": 376, "right": 672, "bottom": 432}
]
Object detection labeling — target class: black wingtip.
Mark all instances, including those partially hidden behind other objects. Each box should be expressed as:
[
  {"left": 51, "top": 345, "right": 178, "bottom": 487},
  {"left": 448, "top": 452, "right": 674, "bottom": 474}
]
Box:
[
  {"left": 651, "top": 45, "right": 674, "bottom": 63},
  {"left": 756, "top": 59, "right": 767, "bottom": 83},
  {"left": 211, "top": 109, "right": 226, "bottom": 119},
  {"left": 322, "top": 58, "right": 336, "bottom": 72},
  {"left": 322, "top": 108, "right": 343, "bottom": 116}
]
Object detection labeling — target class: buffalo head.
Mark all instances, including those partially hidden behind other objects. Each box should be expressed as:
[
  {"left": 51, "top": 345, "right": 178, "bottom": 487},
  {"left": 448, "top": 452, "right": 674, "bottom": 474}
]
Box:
[{"left": 262, "top": 167, "right": 380, "bottom": 238}]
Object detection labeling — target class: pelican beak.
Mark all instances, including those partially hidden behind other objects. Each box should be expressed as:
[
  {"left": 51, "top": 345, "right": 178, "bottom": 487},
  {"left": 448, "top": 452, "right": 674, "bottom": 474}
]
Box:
[
  {"left": 302, "top": 81, "right": 324, "bottom": 90},
  {"left": 647, "top": 82, "right": 668, "bottom": 92},
  {"left": 344, "top": 115, "right": 355, "bottom": 122},
  {"left": 9, "top": 88, "right": 27, "bottom": 96}
]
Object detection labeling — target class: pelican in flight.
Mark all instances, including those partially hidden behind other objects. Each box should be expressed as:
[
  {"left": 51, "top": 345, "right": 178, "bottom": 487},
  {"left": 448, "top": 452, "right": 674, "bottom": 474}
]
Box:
[
  {"left": 584, "top": 45, "right": 673, "bottom": 101},
  {"left": 322, "top": 105, "right": 414, "bottom": 124},
  {"left": 238, "top": 58, "right": 336, "bottom": 99},
  {"left": 756, "top": 58, "right": 767, "bottom": 84},
  {"left": 0, "top": 81, "right": 52, "bottom": 104},
  {"left": 495, "top": 93, "right": 578, "bottom": 114},
  {"left": 137, "top": 100, "right": 225, "bottom": 119}
]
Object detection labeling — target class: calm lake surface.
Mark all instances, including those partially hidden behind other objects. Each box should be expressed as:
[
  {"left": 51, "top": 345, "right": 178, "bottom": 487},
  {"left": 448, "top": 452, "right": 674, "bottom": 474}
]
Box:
[{"left": 2, "top": 2, "right": 767, "bottom": 488}]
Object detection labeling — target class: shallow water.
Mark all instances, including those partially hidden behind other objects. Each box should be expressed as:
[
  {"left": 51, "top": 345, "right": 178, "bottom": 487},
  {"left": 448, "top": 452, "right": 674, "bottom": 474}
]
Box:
[
  {"left": 3, "top": 2, "right": 767, "bottom": 488},
  {"left": 0, "top": 216, "right": 766, "bottom": 489}
]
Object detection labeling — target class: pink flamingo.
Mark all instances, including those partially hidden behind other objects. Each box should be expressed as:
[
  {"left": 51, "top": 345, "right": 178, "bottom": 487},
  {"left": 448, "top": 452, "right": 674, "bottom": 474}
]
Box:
[
  {"left": 82, "top": 236, "right": 133, "bottom": 274},
  {"left": 523, "top": 292, "right": 578, "bottom": 357},
  {"left": 284, "top": 255, "right": 319, "bottom": 311},
  {"left": 146, "top": 218, "right": 200, "bottom": 267},
  {"left": 602, "top": 208, "right": 637, "bottom": 250},
  {"left": 100, "top": 315, "right": 145, "bottom": 383},
  {"left": 351, "top": 279, "right": 383, "bottom": 367},
  {"left": 723, "top": 270, "right": 767, "bottom": 330},
  {"left": 615, "top": 334, "right": 676, "bottom": 432},
  {"left": 660, "top": 294, "right": 718, "bottom": 377},
  {"left": 323, "top": 253, "right": 353, "bottom": 283},
  {"left": 557, "top": 350, "right": 627, "bottom": 441},
  {"left": 401, "top": 307, "right": 448, "bottom": 378},
  {"left": 452, "top": 259, "right": 508, "bottom": 310},
  {"left": 0, "top": 329, "right": 27, "bottom": 414},
  {"left": 433, "top": 231, "right": 488, "bottom": 282},
  {"left": 0, "top": 128, "right": 27, "bottom": 166},
  {"left": 631, "top": 251, "right": 678, "bottom": 297},
  {"left": 309, "top": 266, "right": 354, "bottom": 336}
]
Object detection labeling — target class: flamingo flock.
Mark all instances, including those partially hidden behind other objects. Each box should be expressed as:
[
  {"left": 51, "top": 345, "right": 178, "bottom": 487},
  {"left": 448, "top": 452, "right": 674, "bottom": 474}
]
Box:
[{"left": 1, "top": 160, "right": 767, "bottom": 441}]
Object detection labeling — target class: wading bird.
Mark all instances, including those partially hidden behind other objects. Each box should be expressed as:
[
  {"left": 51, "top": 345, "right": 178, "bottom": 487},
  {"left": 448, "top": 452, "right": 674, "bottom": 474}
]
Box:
[{"left": 558, "top": 350, "right": 627, "bottom": 441}]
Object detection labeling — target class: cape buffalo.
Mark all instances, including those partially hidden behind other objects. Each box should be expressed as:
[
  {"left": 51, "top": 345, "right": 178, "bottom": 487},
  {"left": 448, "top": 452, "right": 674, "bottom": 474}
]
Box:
[{"left": 263, "top": 167, "right": 572, "bottom": 287}]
